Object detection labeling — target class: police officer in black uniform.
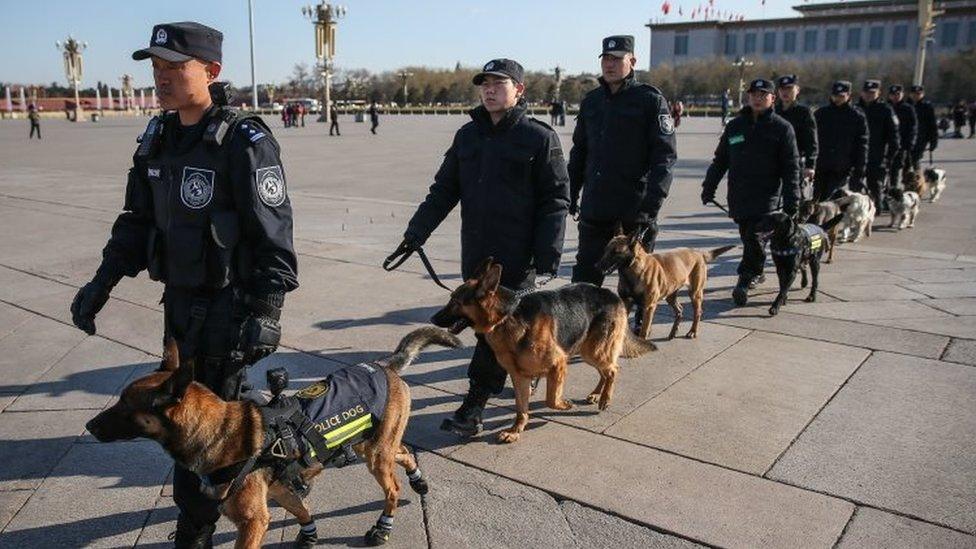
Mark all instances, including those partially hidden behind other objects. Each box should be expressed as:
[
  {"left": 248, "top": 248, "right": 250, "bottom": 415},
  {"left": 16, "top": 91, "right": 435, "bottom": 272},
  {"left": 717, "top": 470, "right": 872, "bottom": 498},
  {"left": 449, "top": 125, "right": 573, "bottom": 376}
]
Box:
[
  {"left": 813, "top": 80, "right": 869, "bottom": 200},
  {"left": 701, "top": 78, "right": 801, "bottom": 306},
  {"left": 909, "top": 84, "right": 938, "bottom": 171},
  {"left": 856, "top": 79, "right": 899, "bottom": 211},
  {"left": 394, "top": 59, "right": 569, "bottom": 437},
  {"left": 69, "top": 22, "right": 298, "bottom": 548},
  {"left": 774, "top": 74, "right": 817, "bottom": 198},
  {"left": 568, "top": 35, "right": 677, "bottom": 286},
  {"left": 887, "top": 84, "right": 917, "bottom": 187}
]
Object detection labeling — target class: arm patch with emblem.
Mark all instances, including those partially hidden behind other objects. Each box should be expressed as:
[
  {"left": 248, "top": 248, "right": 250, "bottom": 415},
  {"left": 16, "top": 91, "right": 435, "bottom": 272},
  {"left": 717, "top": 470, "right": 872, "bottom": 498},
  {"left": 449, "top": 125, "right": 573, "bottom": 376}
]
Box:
[{"left": 255, "top": 165, "right": 287, "bottom": 207}]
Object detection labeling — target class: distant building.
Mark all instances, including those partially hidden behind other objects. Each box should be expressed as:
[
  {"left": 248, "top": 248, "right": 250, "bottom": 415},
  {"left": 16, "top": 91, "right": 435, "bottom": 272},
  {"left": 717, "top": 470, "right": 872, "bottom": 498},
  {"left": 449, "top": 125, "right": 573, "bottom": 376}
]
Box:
[{"left": 647, "top": 0, "right": 976, "bottom": 68}]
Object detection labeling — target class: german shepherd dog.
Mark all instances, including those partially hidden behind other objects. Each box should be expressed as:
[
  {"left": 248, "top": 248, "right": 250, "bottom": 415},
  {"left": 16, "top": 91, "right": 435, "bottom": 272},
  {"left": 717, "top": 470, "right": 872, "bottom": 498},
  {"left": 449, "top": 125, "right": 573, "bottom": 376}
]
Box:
[
  {"left": 595, "top": 232, "right": 734, "bottom": 340},
  {"left": 431, "top": 258, "right": 656, "bottom": 444},
  {"left": 755, "top": 212, "right": 844, "bottom": 316},
  {"left": 86, "top": 327, "right": 460, "bottom": 548}
]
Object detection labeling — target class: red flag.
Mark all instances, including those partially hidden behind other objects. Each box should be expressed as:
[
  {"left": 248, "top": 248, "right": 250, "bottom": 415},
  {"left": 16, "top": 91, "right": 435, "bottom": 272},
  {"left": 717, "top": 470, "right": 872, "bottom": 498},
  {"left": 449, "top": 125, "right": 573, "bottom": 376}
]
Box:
[{"left": 662, "top": 0, "right": 671, "bottom": 14}]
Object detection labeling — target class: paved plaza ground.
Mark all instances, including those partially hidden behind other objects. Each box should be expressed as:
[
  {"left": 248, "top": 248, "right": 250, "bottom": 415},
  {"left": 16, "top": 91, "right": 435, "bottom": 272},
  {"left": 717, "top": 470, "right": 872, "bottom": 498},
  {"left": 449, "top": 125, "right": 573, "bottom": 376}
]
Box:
[{"left": 0, "top": 113, "right": 974, "bottom": 548}]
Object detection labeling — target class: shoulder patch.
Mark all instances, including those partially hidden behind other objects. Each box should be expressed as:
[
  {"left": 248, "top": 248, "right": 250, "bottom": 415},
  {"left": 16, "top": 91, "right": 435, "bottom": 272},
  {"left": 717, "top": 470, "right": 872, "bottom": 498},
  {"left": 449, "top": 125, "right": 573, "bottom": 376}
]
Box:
[
  {"left": 255, "top": 165, "right": 287, "bottom": 207},
  {"left": 658, "top": 113, "right": 675, "bottom": 135}
]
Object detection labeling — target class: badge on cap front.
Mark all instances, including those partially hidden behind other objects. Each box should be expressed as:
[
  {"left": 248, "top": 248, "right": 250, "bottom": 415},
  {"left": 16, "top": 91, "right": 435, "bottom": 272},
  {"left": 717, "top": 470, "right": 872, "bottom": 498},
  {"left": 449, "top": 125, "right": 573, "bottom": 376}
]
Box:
[
  {"left": 155, "top": 28, "right": 167, "bottom": 45},
  {"left": 608, "top": 39, "right": 616, "bottom": 48},
  {"left": 485, "top": 62, "right": 494, "bottom": 71}
]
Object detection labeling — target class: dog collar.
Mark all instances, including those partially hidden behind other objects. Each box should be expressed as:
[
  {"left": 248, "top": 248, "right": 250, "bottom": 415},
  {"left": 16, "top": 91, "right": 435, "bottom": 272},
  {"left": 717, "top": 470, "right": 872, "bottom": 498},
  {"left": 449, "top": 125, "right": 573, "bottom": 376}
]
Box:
[{"left": 770, "top": 246, "right": 800, "bottom": 256}]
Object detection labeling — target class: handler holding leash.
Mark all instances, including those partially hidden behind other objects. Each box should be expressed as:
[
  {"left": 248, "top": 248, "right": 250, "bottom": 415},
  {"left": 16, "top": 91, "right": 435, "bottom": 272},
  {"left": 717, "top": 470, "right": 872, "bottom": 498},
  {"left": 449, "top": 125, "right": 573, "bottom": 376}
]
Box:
[
  {"left": 69, "top": 22, "right": 298, "bottom": 548},
  {"left": 568, "top": 35, "right": 677, "bottom": 286},
  {"left": 391, "top": 58, "right": 569, "bottom": 437},
  {"left": 701, "top": 78, "right": 801, "bottom": 306}
]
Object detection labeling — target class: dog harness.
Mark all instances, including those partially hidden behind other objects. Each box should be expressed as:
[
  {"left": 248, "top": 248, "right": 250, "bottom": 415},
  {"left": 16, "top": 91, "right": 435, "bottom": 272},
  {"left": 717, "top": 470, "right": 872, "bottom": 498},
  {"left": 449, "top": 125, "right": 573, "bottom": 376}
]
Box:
[
  {"left": 770, "top": 224, "right": 827, "bottom": 257},
  {"left": 203, "top": 362, "right": 389, "bottom": 499}
]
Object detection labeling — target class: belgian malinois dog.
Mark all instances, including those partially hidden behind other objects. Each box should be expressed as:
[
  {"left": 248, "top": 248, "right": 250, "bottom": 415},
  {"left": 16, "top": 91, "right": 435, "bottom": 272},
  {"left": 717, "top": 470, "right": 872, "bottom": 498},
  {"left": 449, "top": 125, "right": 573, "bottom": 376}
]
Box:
[
  {"left": 86, "top": 327, "right": 460, "bottom": 548},
  {"left": 431, "top": 258, "right": 656, "bottom": 444},
  {"left": 597, "top": 231, "right": 734, "bottom": 340}
]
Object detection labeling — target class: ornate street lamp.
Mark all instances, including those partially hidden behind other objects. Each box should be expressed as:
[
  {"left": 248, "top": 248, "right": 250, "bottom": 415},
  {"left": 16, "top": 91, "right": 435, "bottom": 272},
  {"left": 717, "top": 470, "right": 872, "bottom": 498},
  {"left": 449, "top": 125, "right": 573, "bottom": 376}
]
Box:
[
  {"left": 302, "top": 2, "right": 347, "bottom": 123},
  {"left": 56, "top": 36, "right": 87, "bottom": 121}
]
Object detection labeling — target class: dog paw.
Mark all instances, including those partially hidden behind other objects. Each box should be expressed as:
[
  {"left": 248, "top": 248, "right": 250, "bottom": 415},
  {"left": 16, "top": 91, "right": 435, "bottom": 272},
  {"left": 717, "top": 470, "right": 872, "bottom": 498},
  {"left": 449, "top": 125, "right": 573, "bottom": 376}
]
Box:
[
  {"left": 768, "top": 306, "right": 780, "bottom": 316},
  {"left": 585, "top": 393, "right": 600, "bottom": 405},
  {"left": 497, "top": 430, "right": 520, "bottom": 444},
  {"left": 548, "top": 399, "right": 573, "bottom": 411},
  {"left": 598, "top": 398, "right": 611, "bottom": 411},
  {"left": 684, "top": 331, "right": 698, "bottom": 339},
  {"left": 804, "top": 295, "right": 816, "bottom": 302},
  {"left": 364, "top": 525, "right": 391, "bottom": 546}
]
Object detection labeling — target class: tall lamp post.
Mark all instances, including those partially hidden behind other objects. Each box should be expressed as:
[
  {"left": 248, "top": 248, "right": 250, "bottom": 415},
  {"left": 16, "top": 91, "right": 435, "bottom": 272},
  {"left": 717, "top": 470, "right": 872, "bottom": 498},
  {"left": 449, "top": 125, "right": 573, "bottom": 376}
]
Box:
[
  {"left": 553, "top": 65, "right": 564, "bottom": 100},
  {"left": 302, "top": 2, "right": 347, "bottom": 123},
  {"left": 914, "top": 0, "right": 943, "bottom": 86},
  {"left": 121, "top": 74, "right": 135, "bottom": 112},
  {"left": 56, "top": 36, "right": 87, "bottom": 122},
  {"left": 732, "top": 56, "right": 753, "bottom": 108},
  {"left": 397, "top": 70, "right": 413, "bottom": 107}
]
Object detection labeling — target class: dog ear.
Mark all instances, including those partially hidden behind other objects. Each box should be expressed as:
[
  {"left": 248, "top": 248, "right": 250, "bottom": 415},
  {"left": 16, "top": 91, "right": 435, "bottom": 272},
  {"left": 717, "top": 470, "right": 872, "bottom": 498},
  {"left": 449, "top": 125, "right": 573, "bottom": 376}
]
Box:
[
  {"left": 478, "top": 263, "right": 503, "bottom": 294},
  {"left": 161, "top": 338, "right": 179, "bottom": 372},
  {"left": 156, "top": 360, "right": 194, "bottom": 407},
  {"left": 614, "top": 223, "right": 625, "bottom": 237}
]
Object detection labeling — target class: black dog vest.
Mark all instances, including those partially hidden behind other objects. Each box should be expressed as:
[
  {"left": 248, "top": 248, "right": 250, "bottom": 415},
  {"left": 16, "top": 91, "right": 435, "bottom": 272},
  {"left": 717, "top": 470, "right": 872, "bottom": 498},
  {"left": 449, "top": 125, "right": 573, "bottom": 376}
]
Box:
[
  {"left": 771, "top": 224, "right": 827, "bottom": 257},
  {"left": 294, "top": 362, "right": 389, "bottom": 454}
]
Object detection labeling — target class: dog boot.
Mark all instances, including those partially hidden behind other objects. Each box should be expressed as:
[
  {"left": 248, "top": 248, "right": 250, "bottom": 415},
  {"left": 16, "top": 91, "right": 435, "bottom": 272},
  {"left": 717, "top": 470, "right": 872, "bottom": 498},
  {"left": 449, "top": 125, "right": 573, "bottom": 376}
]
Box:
[
  {"left": 440, "top": 387, "right": 489, "bottom": 437},
  {"left": 748, "top": 274, "right": 766, "bottom": 289},
  {"left": 294, "top": 522, "right": 318, "bottom": 548},
  {"left": 169, "top": 516, "right": 216, "bottom": 549},
  {"left": 732, "top": 275, "right": 751, "bottom": 306},
  {"left": 365, "top": 515, "right": 394, "bottom": 546}
]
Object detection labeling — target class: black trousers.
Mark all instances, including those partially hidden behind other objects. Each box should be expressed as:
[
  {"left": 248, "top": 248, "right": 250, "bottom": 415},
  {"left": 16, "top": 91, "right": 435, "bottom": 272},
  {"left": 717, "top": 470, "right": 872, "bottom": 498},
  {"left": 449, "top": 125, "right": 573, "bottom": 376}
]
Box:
[
  {"left": 370, "top": 119, "right": 378, "bottom": 134},
  {"left": 329, "top": 119, "right": 340, "bottom": 135},
  {"left": 572, "top": 217, "right": 658, "bottom": 287},
  {"left": 736, "top": 217, "right": 766, "bottom": 278},
  {"left": 865, "top": 163, "right": 887, "bottom": 211},
  {"left": 468, "top": 274, "right": 534, "bottom": 395},
  {"left": 164, "top": 285, "right": 249, "bottom": 530},
  {"left": 911, "top": 140, "right": 934, "bottom": 171},
  {"left": 889, "top": 151, "right": 908, "bottom": 190},
  {"left": 813, "top": 170, "right": 849, "bottom": 201},
  {"left": 29, "top": 122, "right": 40, "bottom": 139}
]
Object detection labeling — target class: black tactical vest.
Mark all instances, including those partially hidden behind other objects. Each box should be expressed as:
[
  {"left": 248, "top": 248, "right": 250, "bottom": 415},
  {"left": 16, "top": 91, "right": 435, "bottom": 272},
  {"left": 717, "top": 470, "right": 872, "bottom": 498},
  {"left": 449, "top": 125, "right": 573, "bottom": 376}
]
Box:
[{"left": 134, "top": 107, "right": 263, "bottom": 289}]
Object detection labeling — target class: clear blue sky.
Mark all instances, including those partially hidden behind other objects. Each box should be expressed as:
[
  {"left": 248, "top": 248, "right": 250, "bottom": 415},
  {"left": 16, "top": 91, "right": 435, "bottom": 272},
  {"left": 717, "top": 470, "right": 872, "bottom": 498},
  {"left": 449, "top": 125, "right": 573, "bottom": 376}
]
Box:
[{"left": 1, "top": 0, "right": 795, "bottom": 89}]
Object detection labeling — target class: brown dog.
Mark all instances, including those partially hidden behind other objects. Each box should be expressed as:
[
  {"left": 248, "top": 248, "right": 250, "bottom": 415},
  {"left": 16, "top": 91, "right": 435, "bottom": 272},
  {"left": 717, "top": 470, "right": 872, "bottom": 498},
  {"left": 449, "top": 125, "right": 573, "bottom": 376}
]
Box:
[
  {"left": 431, "top": 258, "right": 656, "bottom": 444},
  {"left": 596, "top": 235, "right": 734, "bottom": 340},
  {"left": 903, "top": 169, "right": 929, "bottom": 198},
  {"left": 86, "top": 327, "right": 460, "bottom": 548}
]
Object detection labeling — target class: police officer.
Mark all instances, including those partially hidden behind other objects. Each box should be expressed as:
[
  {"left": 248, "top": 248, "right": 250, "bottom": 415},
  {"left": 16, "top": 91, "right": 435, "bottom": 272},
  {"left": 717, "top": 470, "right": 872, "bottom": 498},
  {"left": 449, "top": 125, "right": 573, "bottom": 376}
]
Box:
[
  {"left": 701, "top": 78, "right": 801, "bottom": 306},
  {"left": 394, "top": 58, "right": 568, "bottom": 437},
  {"left": 908, "top": 85, "right": 938, "bottom": 171},
  {"left": 857, "top": 79, "right": 899, "bottom": 211},
  {"left": 568, "top": 35, "right": 677, "bottom": 286},
  {"left": 887, "top": 84, "right": 917, "bottom": 187},
  {"left": 774, "top": 74, "right": 817, "bottom": 198},
  {"left": 69, "top": 22, "right": 298, "bottom": 548},
  {"left": 813, "top": 81, "right": 868, "bottom": 201},
  {"left": 368, "top": 101, "right": 379, "bottom": 134}
]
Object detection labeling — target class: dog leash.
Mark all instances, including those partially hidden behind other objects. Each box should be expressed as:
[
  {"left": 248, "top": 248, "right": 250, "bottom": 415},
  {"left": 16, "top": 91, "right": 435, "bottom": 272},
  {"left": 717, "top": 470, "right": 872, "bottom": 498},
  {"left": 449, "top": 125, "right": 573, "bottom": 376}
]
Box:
[
  {"left": 383, "top": 242, "right": 453, "bottom": 292},
  {"left": 929, "top": 149, "right": 933, "bottom": 167},
  {"left": 709, "top": 200, "right": 730, "bottom": 214}
]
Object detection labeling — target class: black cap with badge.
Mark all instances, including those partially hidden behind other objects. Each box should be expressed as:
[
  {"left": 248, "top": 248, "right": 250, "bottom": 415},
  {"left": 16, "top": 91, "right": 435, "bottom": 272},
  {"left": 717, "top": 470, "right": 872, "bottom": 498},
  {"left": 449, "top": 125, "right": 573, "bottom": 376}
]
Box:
[
  {"left": 747, "top": 78, "right": 774, "bottom": 94},
  {"left": 888, "top": 84, "right": 904, "bottom": 94},
  {"left": 832, "top": 80, "right": 853, "bottom": 94},
  {"left": 132, "top": 22, "right": 223, "bottom": 63},
  {"left": 472, "top": 59, "right": 524, "bottom": 85},
  {"left": 600, "top": 35, "right": 635, "bottom": 57},
  {"left": 863, "top": 79, "right": 881, "bottom": 91},
  {"left": 777, "top": 74, "right": 798, "bottom": 88}
]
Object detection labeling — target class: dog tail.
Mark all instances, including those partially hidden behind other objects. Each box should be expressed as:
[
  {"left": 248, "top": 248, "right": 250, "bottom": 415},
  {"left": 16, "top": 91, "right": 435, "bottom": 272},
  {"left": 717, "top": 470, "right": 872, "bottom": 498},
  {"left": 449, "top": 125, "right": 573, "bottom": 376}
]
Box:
[
  {"left": 385, "top": 327, "right": 462, "bottom": 373},
  {"left": 702, "top": 244, "right": 736, "bottom": 262},
  {"left": 620, "top": 330, "right": 657, "bottom": 358},
  {"left": 820, "top": 213, "right": 845, "bottom": 233}
]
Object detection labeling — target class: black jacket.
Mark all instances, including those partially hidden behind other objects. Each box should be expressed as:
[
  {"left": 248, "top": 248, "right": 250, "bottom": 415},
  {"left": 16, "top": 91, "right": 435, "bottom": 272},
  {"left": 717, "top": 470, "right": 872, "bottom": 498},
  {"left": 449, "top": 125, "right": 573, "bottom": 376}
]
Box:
[
  {"left": 405, "top": 102, "right": 569, "bottom": 285},
  {"left": 891, "top": 99, "right": 917, "bottom": 153},
  {"left": 857, "top": 98, "right": 900, "bottom": 164},
  {"left": 912, "top": 99, "right": 938, "bottom": 148},
  {"left": 701, "top": 107, "right": 801, "bottom": 220},
  {"left": 97, "top": 106, "right": 298, "bottom": 299},
  {"left": 568, "top": 72, "right": 677, "bottom": 223},
  {"left": 814, "top": 101, "right": 868, "bottom": 180},
  {"left": 775, "top": 102, "right": 818, "bottom": 170}
]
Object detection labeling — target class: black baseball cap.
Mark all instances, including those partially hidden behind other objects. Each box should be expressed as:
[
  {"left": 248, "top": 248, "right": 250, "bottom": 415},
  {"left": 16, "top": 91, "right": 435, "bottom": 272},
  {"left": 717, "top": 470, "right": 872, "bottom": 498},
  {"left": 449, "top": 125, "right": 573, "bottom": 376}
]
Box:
[
  {"left": 777, "top": 74, "right": 798, "bottom": 88},
  {"left": 888, "top": 84, "right": 904, "bottom": 94},
  {"left": 832, "top": 80, "right": 853, "bottom": 94},
  {"left": 910, "top": 84, "right": 925, "bottom": 92},
  {"left": 473, "top": 58, "right": 524, "bottom": 85},
  {"left": 863, "top": 79, "right": 881, "bottom": 91},
  {"left": 132, "top": 22, "right": 223, "bottom": 63},
  {"left": 601, "top": 35, "right": 635, "bottom": 58},
  {"left": 747, "top": 78, "right": 774, "bottom": 94}
]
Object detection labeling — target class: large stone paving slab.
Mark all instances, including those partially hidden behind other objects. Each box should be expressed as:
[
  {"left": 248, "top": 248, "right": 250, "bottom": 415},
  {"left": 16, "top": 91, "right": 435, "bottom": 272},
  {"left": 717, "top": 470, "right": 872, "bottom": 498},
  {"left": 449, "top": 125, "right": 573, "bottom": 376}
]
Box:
[
  {"left": 0, "top": 491, "right": 31, "bottom": 532},
  {"left": 559, "top": 501, "right": 705, "bottom": 549},
  {"left": 449, "top": 420, "right": 854, "bottom": 548},
  {"left": 892, "top": 268, "right": 976, "bottom": 283},
  {"left": 0, "top": 313, "right": 85, "bottom": 393},
  {"left": 606, "top": 331, "right": 869, "bottom": 474},
  {"left": 0, "top": 441, "right": 171, "bottom": 547},
  {"left": 925, "top": 297, "right": 976, "bottom": 316},
  {"left": 0, "top": 409, "right": 90, "bottom": 490},
  {"left": 789, "top": 300, "right": 952, "bottom": 322},
  {"left": 902, "top": 281, "right": 976, "bottom": 299},
  {"left": 819, "top": 284, "right": 929, "bottom": 302},
  {"left": 865, "top": 315, "right": 976, "bottom": 339},
  {"left": 837, "top": 507, "right": 976, "bottom": 548},
  {"left": 943, "top": 338, "right": 976, "bottom": 366},
  {"left": 709, "top": 310, "right": 949, "bottom": 358},
  {"left": 769, "top": 352, "right": 976, "bottom": 533}
]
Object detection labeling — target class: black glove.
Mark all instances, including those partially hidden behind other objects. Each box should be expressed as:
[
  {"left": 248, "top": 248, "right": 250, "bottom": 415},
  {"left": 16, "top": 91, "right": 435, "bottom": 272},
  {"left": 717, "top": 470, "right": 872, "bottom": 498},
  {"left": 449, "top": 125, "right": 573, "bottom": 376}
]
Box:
[
  {"left": 240, "top": 293, "right": 284, "bottom": 364},
  {"left": 569, "top": 202, "right": 579, "bottom": 219},
  {"left": 70, "top": 281, "right": 112, "bottom": 335},
  {"left": 701, "top": 189, "right": 715, "bottom": 206}
]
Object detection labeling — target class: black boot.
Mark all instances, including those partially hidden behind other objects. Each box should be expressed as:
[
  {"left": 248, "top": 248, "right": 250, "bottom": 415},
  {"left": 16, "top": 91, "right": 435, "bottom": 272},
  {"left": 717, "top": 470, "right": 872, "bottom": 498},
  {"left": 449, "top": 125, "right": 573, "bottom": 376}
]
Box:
[
  {"left": 440, "top": 386, "right": 489, "bottom": 437},
  {"left": 732, "top": 274, "right": 751, "bottom": 306},
  {"left": 169, "top": 515, "right": 215, "bottom": 549}
]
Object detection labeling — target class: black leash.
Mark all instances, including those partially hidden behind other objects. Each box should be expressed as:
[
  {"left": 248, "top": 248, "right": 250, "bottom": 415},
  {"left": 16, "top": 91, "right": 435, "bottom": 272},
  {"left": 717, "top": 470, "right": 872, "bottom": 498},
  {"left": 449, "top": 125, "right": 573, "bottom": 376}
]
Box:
[
  {"left": 709, "top": 200, "right": 730, "bottom": 214},
  {"left": 929, "top": 149, "right": 933, "bottom": 167},
  {"left": 383, "top": 242, "right": 453, "bottom": 292}
]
